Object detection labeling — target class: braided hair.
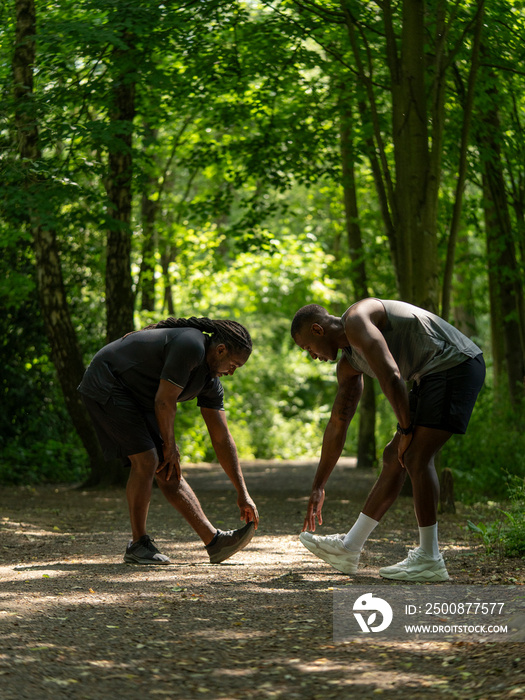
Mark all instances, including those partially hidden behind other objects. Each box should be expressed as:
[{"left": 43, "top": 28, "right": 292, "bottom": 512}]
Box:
[{"left": 146, "top": 317, "right": 252, "bottom": 355}]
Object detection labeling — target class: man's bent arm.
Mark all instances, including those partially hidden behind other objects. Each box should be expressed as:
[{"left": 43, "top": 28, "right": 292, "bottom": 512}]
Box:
[
  {"left": 344, "top": 301, "right": 411, "bottom": 429},
  {"left": 201, "top": 407, "right": 259, "bottom": 528},
  {"left": 155, "top": 379, "right": 183, "bottom": 480}
]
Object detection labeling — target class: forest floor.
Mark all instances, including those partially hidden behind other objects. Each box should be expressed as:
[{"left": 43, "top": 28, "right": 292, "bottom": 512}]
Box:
[{"left": 0, "top": 458, "right": 524, "bottom": 699}]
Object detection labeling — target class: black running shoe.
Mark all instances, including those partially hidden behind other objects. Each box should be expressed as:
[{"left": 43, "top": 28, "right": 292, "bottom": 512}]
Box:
[
  {"left": 124, "top": 535, "right": 171, "bottom": 565},
  {"left": 206, "top": 522, "right": 255, "bottom": 564}
]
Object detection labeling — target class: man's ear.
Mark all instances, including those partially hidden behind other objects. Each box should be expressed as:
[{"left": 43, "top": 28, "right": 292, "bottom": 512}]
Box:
[{"left": 311, "top": 323, "right": 324, "bottom": 336}]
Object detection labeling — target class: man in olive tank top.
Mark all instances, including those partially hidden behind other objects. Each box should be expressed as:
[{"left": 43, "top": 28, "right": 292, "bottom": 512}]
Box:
[{"left": 291, "top": 298, "right": 485, "bottom": 582}]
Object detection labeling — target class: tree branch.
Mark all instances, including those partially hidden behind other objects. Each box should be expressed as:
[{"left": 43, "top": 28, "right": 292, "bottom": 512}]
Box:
[
  {"left": 291, "top": 0, "right": 345, "bottom": 22},
  {"left": 444, "top": 0, "right": 484, "bottom": 70},
  {"left": 260, "top": 0, "right": 356, "bottom": 72},
  {"left": 480, "top": 63, "right": 525, "bottom": 78}
]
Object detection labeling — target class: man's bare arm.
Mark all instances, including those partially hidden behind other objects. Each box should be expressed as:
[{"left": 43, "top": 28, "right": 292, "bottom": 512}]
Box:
[
  {"left": 200, "top": 407, "right": 259, "bottom": 528},
  {"left": 155, "top": 379, "right": 183, "bottom": 480},
  {"left": 303, "top": 356, "right": 363, "bottom": 531}
]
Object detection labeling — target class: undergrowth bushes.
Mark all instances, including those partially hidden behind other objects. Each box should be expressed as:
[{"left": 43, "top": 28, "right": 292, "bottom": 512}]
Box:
[{"left": 441, "top": 388, "right": 525, "bottom": 502}]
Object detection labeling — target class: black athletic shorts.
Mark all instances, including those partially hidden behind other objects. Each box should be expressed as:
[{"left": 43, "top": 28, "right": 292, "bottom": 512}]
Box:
[
  {"left": 409, "top": 353, "right": 485, "bottom": 434},
  {"left": 81, "top": 383, "right": 163, "bottom": 465}
]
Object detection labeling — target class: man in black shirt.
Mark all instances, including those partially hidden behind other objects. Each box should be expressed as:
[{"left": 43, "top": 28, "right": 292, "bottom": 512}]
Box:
[{"left": 79, "top": 317, "right": 259, "bottom": 565}]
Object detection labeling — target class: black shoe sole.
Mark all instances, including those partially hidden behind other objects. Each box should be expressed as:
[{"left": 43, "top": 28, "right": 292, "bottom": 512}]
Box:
[{"left": 123, "top": 553, "right": 171, "bottom": 565}]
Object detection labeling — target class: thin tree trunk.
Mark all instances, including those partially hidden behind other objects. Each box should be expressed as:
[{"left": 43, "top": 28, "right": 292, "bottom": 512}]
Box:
[
  {"left": 140, "top": 191, "right": 158, "bottom": 311},
  {"left": 441, "top": 3, "right": 484, "bottom": 320},
  {"left": 12, "top": 0, "right": 109, "bottom": 484},
  {"left": 137, "top": 125, "right": 160, "bottom": 312},
  {"left": 452, "top": 268, "right": 478, "bottom": 339},
  {"left": 161, "top": 248, "right": 176, "bottom": 316},
  {"left": 483, "top": 173, "right": 525, "bottom": 403},
  {"left": 104, "top": 33, "right": 136, "bottom": 343},
  {"left": 483, "top": 211, "right": 506, "bottom": 393},
  {"left": 397, "top": 0, "right": 442, "bottom": 311},
  {"left": 340, "top": 103, "right": 376, "bottom": 469},
  {"left": 475, "top": 59, "right": 525, "bottom": 403}
]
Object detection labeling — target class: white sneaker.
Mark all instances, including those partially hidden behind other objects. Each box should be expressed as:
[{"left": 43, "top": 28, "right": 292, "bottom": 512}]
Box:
[
  {"left": 379, "top": 547, "right": 449, "bottom": 582},
  {"left": 299, "top": 532, "right": 360, "bottom": 574}
]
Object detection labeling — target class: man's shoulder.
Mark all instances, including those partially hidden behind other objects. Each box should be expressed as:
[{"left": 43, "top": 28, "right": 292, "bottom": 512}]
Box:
[
  {"left": 163, "top": 328, "right": 207, "bottom": 366},
  {"left": 165, "top": 327, "right": 206, "bottom": 347},
  {"left": 342, "top": 299, "right": 388, "bottom": 339},
  {"left": 343, "top": 298, "right": 386, "bottom": 321}
]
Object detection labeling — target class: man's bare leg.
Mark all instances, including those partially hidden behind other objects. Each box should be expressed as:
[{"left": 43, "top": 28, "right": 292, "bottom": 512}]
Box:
[
  {"left": 127, "top": 448, "right": 158, "bottom": 542},
  {"left": 361, "top": 433, "right": 407, "bottom": 522},
  {"left": 359, "top": 427, "right": 452, "bottom": 525},
  {"left": 127, "top": 451, "right": 215, "bottom": 544},
  {"left": 402, "top": 426, "right": 453, "bottom": 527},
  {"left": 155, "top": 472, "right": 216, "bottom": 544},
  {"left": 375, "top": 427, "right": 454, "bottom": 580},
  {"left": 342, "top": 427, "right": 452, "bottom": 554},
  {"left": 336, "top": 435, "right": 406, "bottom": 553}
]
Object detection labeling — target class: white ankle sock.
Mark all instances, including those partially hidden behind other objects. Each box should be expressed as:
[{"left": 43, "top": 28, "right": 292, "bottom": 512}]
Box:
[
  {"left": 342, "top": 513, "right": 379, "bottom": 552},
  {"left": 419, "top": 523, "right": 440, "bottom": 558}
]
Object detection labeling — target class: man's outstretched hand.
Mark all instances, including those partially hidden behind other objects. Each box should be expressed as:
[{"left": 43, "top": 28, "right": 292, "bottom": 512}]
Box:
[
  {"left": 238, "top": 495, "right": 259, "bottom": 530},
  {"left": 302, "top": 487, "right": 325, "bottom": 532}
]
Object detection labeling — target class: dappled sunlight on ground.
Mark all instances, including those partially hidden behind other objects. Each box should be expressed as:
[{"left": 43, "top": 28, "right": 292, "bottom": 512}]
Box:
[{"left": 0, "top": 462, "right": 523, "bottom": 698}]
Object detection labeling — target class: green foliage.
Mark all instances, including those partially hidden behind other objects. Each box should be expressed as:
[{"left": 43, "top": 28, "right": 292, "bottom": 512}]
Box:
[
  {"left": 0, "top": 280, "right": 88, "bottom": 484},
  {"left": 467, "top": 475, "right": 525, "bottom": 558},
  {"left": 441, "top": 385, "right": 525, "bottom": 502},
  {"left": 135, "top": 231, "right": 349, "bottom": 463},
  {"left": 1, "top": 0, "right": 523, "bottom": 493},
  {"left": 0, "top": 437, "right": 87, "bottom": 486},
  {"left": 224, "top": 320, "right": 335, "bottom": 460}
]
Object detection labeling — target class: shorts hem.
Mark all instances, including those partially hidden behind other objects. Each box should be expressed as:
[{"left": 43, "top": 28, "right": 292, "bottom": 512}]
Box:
[{"left": 413, "top": 422, "right": 467, "bottom": 435}]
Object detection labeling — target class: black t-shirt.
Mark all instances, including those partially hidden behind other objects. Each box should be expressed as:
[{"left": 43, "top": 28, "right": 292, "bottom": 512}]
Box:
[{"left": 78, "top": 328, "right": 224, "bottom": 411}]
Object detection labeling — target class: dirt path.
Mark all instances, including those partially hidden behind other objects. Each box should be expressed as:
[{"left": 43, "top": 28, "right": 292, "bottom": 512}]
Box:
[{"left": 0, "top": 459, "right": 523, "bottom": 699}]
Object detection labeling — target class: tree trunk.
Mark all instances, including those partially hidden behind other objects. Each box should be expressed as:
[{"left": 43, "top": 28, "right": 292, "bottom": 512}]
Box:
[
  {"left": 138, "top": 125, "right": 161, "bottom": 312},
  {"left": 140, "top": 191, "right": 158, "bottom": 312},
  {"left": 161, "top": 248, "right": 176, "bottom": 316},
  {"left": 483, "top": 173, "right": 525, "bottom": 403},
  {"left": 340, "top": 103, "right": 376, "bottom": 468},
  {"left": 341, "top": 0, "right": 484, "bottom": 313},
  {"left": 441, "top": 4, "right": 484, "bottom": 321},
  {"left": 452, "top": 276, "right": 478, "bottom": 339},
  {"left": 476, "top": 70, "right": 525, "bottom": 403},
  {"left": 393, "top": 0, "right": 442, "bottom": 311},
  {"left": 104, "top": 34, "right": 136, "bottom": 343},
  {"left": 12, "top": 0, "right": 109, "bottom": 484}
]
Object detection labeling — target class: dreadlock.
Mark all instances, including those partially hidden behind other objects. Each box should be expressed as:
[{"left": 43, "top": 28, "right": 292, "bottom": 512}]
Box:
[{"left": 145, "top": 317, "right": 252, "bottom": 354}]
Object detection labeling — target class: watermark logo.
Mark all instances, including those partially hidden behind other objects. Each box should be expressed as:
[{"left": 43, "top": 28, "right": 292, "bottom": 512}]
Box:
[
  {"left": 335, "top": 586, "right": 523, "bottom": 642},
  {"left": 353, "top": 592, "right": 393, "bottom": 633}
]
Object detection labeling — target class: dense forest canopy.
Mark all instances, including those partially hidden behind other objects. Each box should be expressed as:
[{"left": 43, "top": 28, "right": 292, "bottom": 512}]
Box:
[{"left": 1, "top": 0, "right": 524, "bottom": 501}]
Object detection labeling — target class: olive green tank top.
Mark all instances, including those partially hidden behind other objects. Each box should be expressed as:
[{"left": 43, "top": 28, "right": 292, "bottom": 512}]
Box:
[{"left": 342, "top": 299, "right": 482, "bottom": 383}]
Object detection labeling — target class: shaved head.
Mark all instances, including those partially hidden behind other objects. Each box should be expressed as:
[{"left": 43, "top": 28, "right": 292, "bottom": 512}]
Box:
[{"left": 290, "top": 304, "right": 329, "bottom": 338}]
